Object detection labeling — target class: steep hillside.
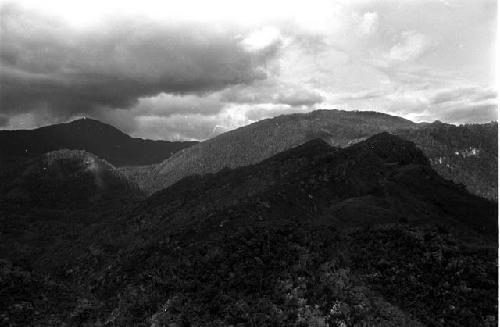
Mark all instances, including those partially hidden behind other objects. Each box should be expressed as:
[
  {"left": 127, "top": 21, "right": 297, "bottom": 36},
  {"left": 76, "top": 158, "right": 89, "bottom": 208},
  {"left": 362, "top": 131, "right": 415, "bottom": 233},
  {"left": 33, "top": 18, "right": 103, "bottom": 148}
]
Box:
[
  {"left": 124, "top": 109, "right": 497, "bottom": 201},
  {"left": 0, "top": 149, "right": 142, "bottom": 208},
  {"left": 13, "top": 133, "right": 495, "bottom": 326},
  {"left": 133, "top": 132, "right": 496, "bottom": 237},
  {"left": 130, "top": 109, "right": 418, "bottom": 193},
  {"left": 0, "top": 149, "right": 144, "bottom": 283},
  {"left": 0, "top": 118, "right": 197, "bottom": 166},
  {"left": 396, "top": 121, "right": 498, "bottom": 200}
]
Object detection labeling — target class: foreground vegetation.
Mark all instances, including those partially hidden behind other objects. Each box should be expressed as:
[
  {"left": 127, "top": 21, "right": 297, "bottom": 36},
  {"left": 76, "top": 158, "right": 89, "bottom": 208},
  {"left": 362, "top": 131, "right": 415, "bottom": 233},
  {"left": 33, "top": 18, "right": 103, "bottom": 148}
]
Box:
[
  {"left": 0, "top": 132, "right": 496, "bottom": 326},
  {"left": 1, "top": 223, "right": 496, "bottom": 326}
]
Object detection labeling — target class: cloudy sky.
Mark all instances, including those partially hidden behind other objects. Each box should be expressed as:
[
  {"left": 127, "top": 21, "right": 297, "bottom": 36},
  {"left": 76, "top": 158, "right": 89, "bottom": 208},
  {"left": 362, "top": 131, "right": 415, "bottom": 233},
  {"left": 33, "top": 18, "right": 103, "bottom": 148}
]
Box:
[{"left": 0, "top": 0, "right": 497, "bottom": 140}]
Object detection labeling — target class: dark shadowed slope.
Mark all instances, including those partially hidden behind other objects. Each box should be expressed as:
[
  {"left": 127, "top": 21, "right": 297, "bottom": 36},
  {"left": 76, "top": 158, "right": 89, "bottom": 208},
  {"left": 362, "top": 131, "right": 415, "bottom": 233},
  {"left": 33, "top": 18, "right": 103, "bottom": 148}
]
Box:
[
  {"left": 0, "top": 149, "right": 143, "bottom": 209},
  {"left": 41, "top": 133, "right": 495, "bottom": 326},
  {"left": 0, "top": 118, "right": 197, "bottom": 167},
  {"left": 396, "top": 121, "right": 498, "bottom": 200},
  {"left": 136, "top": 132, "right": 496, "bottom": 238},
  {"left": 131, "top": 109, "right": 418, "bottom": 193},
  {"left": 1, "top": 133, "right": 496, "bottom": 326},
  {"left": 124, "top": 109, "right": 496, "bottom": 200},
  {"left": 0, "top": 149, "right": 144, "bottom": 284}
]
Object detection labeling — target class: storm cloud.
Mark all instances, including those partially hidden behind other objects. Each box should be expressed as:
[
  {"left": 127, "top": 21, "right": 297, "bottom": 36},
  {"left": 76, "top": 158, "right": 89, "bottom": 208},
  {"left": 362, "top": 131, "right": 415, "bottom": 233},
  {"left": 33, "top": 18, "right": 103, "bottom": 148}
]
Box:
[
  {"left": 0, "top": 4, "right": 279, "bottom": 118},
  {"left": 0, "top": 0, "right": 497, "bottom": 139},
  {"left": 221, "top": 79, "right": 324, "bottom": 107},
  {"left": 0, "top": 115, "right": 8, "bottom": 127},
  {"left": 429, "top": 86, "right": 497, "bottom": 106}
]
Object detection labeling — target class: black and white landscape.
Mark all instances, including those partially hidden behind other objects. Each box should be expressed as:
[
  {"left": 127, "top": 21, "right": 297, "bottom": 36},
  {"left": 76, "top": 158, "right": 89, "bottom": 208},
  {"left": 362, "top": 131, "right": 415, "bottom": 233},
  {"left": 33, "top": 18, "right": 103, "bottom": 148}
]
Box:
[{"left": 0, "top": 1, "right": 497, "bottom": 326}]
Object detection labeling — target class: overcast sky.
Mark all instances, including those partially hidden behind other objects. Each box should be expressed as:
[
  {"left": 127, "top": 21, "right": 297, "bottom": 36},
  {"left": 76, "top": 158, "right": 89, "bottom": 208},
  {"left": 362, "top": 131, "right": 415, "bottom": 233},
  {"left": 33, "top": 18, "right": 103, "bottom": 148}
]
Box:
[{"left": 0, "top": 0, "right": 497, "bottom": 140}]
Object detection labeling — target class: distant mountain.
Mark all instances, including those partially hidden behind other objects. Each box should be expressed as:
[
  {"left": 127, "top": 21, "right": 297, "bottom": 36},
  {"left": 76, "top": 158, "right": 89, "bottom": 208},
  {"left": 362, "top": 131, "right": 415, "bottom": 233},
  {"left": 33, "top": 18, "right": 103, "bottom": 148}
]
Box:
[
  {"left": 0, "top": 113, "right": 497, "bottom": 325},
  {"left": 0, "top": 118, "right": 197, "bottom": 167},
  {"left": 135, "top": 132, "right": 496, "bottom": 236},
  {"left": 127, "top": 109, "right": 418, "bottom": 193},
  {"left": 396, "top": 121, "right": 498, "bottom": 200},
  {"left": 33, "top": 133, "right": 495, "bottom": 326},
  {"left": 123, "top": 109, "right": 497, "bottom": 200},
  {"left": 0, "top": 149, "right": 142, "bottom": 209}
]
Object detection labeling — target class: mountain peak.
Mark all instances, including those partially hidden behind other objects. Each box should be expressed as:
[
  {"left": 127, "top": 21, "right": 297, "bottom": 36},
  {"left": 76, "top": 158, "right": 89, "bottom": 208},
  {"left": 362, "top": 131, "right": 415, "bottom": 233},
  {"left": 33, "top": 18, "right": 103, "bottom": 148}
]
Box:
[
  {"left": 61, "top": 117, "right": 128, "bottom": 134},
  {"left": 0, "top": 118, "right": 197, "bottom": 166},
  {"left": 349, "top": 132, "right": 430, "bottom": 166},
  {"left": 67, "top": 117, "right": 113, "bottom": 126}
]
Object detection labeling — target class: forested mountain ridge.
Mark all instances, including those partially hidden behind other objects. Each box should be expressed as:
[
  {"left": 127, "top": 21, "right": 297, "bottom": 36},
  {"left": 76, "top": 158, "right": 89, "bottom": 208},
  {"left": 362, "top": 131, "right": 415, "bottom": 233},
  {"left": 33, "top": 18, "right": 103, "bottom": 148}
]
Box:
[
  {"left": 0, "top": 149, "right": 143, "bottom": 209},
  {"left": 133, "top": 132, "right": 496, "bottom": 237},
  {"left": 124, "top": 109, "right": 419, "bottom": 193},
  {"left": 396, "top": 121, "right": 497, "bottom": 200},
  {"left": 0, "top": 149, "right": 145, "bottom": 292},
  {"left": 121, "top": 109, "right": 497, "bottom": 200},
  {"left": 0, "top": 118, "right": 197, "bottom": 167},
  {"left": 8, "top": 133, "right": 494, "bottom": 326}
]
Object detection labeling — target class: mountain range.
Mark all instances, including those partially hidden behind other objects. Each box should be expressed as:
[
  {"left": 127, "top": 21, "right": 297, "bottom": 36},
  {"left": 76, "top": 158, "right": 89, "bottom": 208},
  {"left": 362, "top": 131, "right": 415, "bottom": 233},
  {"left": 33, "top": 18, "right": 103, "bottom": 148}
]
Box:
[
  {"left": 2, "top": 110, "right": 494, "bottom": 200},
  {"left": 0, "top": 118, "right": 197, "bottom": 167},
  {"left": 1, "top": 149, "right": 142, "bottom": 209},
  {"left": 0, "top": 110, "right": 497, "bottom": 326},
  {"left": 117, "top": 110, "right": 497, "bottom": 200}
]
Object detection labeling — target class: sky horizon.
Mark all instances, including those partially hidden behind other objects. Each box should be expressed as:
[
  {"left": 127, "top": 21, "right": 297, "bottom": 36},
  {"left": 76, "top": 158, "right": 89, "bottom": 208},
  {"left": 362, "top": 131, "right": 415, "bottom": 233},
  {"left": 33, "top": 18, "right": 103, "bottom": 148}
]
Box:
[
  {"left": 0, "top": 0, "right": 497, "bottom": 141},
  {"left": 1, "top": 108, "right": 496, "bottom": 142}
]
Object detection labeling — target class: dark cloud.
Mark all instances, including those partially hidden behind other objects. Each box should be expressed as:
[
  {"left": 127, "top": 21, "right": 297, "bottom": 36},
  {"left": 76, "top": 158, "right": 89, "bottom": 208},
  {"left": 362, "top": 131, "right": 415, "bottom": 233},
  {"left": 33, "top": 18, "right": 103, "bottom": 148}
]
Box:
[
  {"left": 221, "top": 80, "right": 324, "bottom": 106},
  {"left": 0, "top": 1, "right": 495, "bottom": 139},
  {"left": 244, "top": 106, "right": 308, "bottom": 121},
  {"left": 0, "top": 4, "right": 279, "bottom": 120},
  {"left": 334, "top": 89, "right": 386, "bottom": 101},
  {"left": 429, "top": 86, "right": 497, "bottom": 105},
  {"left": 133, "top": 114, "right": 220, "bottom": 140},
  {"left": 277, "top": 91, "right": 324, "bottom": 107},
  {"left": 435, "top": 104, "right": 498, "bottom": 124},
  {"left": 0, "top": 115, "right": 9, "bottom": 127},
  {"left": 133, "top": 93, "right": 224, "bottom": 117}
]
